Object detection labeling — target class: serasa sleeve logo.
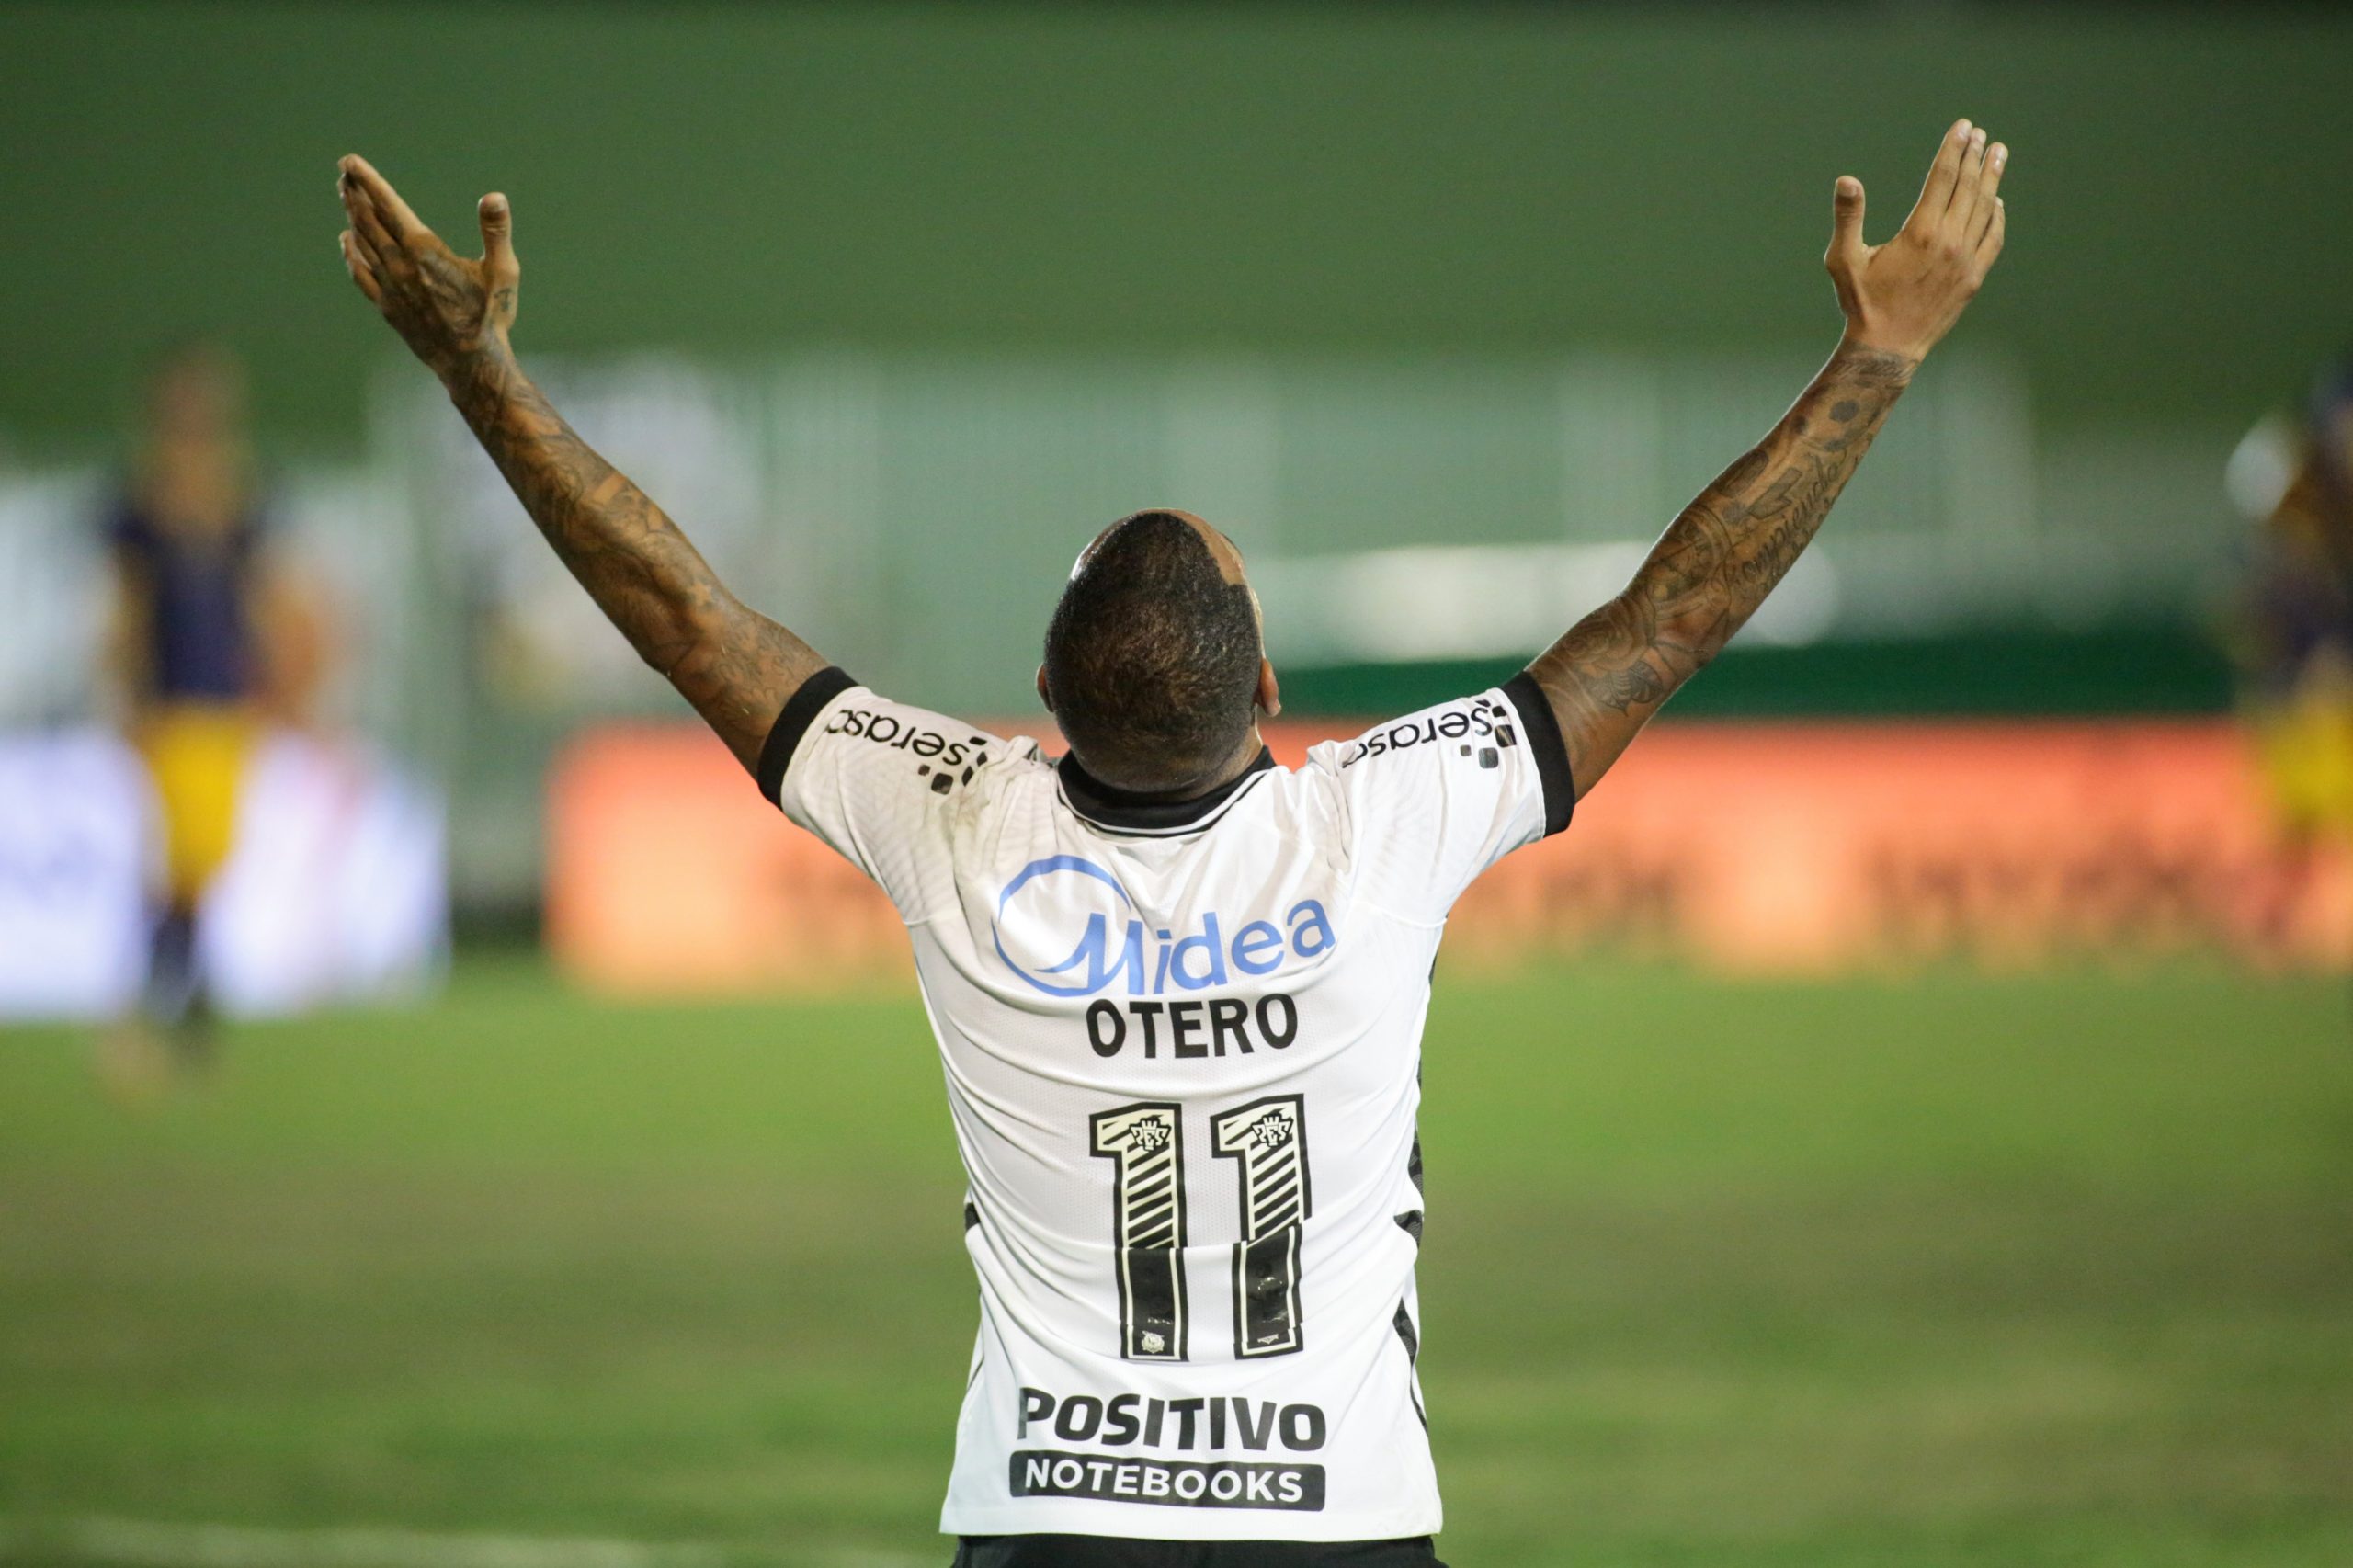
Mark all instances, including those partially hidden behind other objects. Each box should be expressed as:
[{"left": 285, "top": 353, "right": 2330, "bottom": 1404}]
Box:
[{"left": 992, "top": 856, "right": 1336, "bottom": 998}]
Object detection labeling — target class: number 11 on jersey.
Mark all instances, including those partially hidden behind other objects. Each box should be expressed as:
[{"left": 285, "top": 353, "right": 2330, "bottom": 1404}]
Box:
[
  {"left": 1089, "top": 1104, "right": 1189, "bottom": 1362},
  {"left": 1213, "top": 1096, "right": 1311, "bottom": 1359},
  {"left": 1090, "top": 1097, "right": 1313, "bottom": 1365}
]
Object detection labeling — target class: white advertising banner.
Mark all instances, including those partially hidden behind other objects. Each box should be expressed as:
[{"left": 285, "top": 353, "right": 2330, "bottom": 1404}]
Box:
[
  {"left": 0, "top": 732, "right": 151, "bottom": 1018},
  {"left": 0, "top": 729, "right": 447, "bottom": 1022}
]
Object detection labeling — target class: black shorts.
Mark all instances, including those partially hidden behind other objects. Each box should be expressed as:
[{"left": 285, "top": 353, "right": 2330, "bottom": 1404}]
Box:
[{"left": 952, "top": 1537, "right": 1446, "bottom": 1568}]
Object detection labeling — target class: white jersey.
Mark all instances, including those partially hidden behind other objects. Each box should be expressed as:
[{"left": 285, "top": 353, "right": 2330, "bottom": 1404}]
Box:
[{"left": 760, "top": 667, "right": 1573, "bottom": 1542}]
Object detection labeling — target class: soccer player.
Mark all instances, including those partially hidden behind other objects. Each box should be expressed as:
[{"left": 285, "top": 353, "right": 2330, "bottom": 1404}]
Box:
[
  {"left": 336, "top": 119, "right": 2006, "bottom": 1564},
  {"left": 2238, "top": 355, "right": 2353, "bottom": 942},
  {"left": 100, "top": 344, "right": 324, "bottom": 1075}
]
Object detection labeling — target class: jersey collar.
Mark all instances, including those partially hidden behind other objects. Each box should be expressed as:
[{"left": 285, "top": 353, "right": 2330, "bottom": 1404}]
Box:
[{"left": 1055, "top": 747, "right": 1276, "bottom": 837}]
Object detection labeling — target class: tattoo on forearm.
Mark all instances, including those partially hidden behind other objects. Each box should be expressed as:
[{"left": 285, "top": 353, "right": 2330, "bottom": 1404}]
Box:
[
  {"left": 1529, "top": 344, "right": 1916, "bottom": 788},
  {"left": 444, "top": 347, "right": 822, "bottom": 770}
]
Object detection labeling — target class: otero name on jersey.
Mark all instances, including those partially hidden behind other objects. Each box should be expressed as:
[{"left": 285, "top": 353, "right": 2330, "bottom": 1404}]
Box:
[{"left": 760, "top": 666, "right": 1572, "bottom": 1543}]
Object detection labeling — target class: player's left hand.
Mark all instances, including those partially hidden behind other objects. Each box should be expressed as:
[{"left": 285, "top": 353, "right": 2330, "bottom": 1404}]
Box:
[
  {"left": 1824, "top": 119, "right": 2008, "bottom": 363},
  {"left": 336, "top": 154, "right": 520, "bottom": 385}
]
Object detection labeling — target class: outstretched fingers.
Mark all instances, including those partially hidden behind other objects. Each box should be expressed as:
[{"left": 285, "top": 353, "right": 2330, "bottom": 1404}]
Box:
[
  {"left": 340, "top": 213, "right": 385, "bottom": 277},
  {"left": 338, "top": 154, "right": 427, "bottom": 244},
  {"left": 339, "top": 172, "right": 403, "bottom": 271},
  {"left": 1969, "top": 143, "right": 2008, "bottom": 245},
  {"left": 1949, "top": 129, "right": 1994, "bottom": 237},
  {"left": 1978, "top": 197, "right": 2006, "bottom": 265},
  {"left": 1910, "top": 119, "right": 1972, "bottom": 231},
  {"left": 1952, "top": 126, "right": 1989, "bottom": 220},
  {"left": 338, "top": 229, "right": 382, "bottom": 303}
]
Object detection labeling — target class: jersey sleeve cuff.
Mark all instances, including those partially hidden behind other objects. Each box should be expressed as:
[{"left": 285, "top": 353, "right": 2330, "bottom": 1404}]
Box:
[
  {"left": 756, "top": 665, "right": 858, "bottom": 805},
  {"left": 1501, "top": 671, "right": 1575, "bottom": 837}
]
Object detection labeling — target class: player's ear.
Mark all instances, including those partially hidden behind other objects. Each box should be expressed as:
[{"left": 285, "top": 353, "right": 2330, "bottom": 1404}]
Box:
[
  {"left": 1035, "top": 663, "right": 1054, "bottom": 713},
  {"left": 1256, "top": 657, "right": 1281, "bottom": 721}
]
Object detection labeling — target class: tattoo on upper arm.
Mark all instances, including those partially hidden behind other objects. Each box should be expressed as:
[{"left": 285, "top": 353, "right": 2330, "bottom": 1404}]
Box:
[
  {"left": 1529, "top": 344, "right": 1915, "bottom": 786},
  {"left": 446, "top": 351, "right": 823, "bottom": 769}
]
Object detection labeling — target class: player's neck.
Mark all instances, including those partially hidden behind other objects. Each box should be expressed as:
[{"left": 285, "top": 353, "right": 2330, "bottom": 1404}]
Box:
[
  {"left": 1188, "top": 722, "right": 1270, "bottom": 798},
  {"left": 1071, "top": 723, "right": 1268, "bottom": 805}
]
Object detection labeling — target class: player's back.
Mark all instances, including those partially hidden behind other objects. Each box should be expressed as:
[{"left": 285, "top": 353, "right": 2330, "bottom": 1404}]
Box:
[{"left": 763, "top": 670, "right": 1570, "bottom": 1541}]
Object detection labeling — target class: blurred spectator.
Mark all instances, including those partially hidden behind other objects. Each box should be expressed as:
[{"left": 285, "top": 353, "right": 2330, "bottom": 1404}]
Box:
[
  {"left": 98, "top": 344, "right": 325, "bottom": 1073},
  {"left": 2234, "top": 353, "right": 2353, "bottom": 949}
]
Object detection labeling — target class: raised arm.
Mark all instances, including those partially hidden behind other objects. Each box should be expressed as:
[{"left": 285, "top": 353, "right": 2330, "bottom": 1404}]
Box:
[
  {"left": 1529, "top": 119, "right": 2009, "bottom": 797},
  {"left": 335, "top": 155, "right": 823, "bottom": 771}
]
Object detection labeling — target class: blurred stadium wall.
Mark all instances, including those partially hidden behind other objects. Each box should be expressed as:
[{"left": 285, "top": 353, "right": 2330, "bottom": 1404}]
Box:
[{"left": 2, "top": 3, "right": 2348, "bottom": 929}]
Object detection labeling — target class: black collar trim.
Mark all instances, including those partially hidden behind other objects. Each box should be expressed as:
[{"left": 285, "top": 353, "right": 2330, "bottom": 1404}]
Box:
[{"left": 1056, "top": 748, "right": 1276, "bottom": 836}]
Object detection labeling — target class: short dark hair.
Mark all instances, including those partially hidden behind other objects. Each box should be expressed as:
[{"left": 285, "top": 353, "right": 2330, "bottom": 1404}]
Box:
[{"left": 1043, "top": 511, "right": 1262, "bottom": 792}]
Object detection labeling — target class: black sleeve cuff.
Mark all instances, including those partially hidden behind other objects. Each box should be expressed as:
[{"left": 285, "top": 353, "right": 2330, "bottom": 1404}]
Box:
[
  {"left": 756, "top": 666, "right": 858, "bottom": 805},
  {"left": 1501, "top": 671, "right": 1575, "bottom": 837}
]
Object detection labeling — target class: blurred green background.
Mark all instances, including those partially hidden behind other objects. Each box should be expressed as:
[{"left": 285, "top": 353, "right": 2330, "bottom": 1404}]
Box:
[
  {"left": 10, "top": 2, "right": 2351, "bottom": 901},
  {"left": 15, "top": 1, "right": 2347, "bottom": 903},
  {"left": 4, "top": 6, "right": 2349, "bottom": 1566},
  {"left": 2, "top": 4, "right": 2347, "bottom": 446}
]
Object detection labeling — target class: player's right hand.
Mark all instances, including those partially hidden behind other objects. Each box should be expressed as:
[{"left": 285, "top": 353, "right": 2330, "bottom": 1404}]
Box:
[
  {"left": 1824, "top": 119, "right": 2007, "bottom": 363},
  {"left": 337, "top": 154, "right": 520, "bottom": 384}
]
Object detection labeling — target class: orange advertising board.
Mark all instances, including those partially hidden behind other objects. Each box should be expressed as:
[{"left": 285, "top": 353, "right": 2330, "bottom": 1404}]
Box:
[{"left": 546, "top": 719, "right": 2351, "bottom": 994}]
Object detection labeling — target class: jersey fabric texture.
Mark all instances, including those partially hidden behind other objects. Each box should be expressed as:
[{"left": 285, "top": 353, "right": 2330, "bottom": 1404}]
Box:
[
  {"left": 761, "top": 668, "right": 1572, "bottom": 1545},
  {"left": 108, "top": 499, "right": 267, "bottom": 702}
]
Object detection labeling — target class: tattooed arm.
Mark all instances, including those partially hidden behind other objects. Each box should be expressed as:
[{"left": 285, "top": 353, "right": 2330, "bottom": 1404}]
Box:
[
  {"left": 1529, "top": 119, "right": 2010, "bottom": 797},
  {"left": 335, "top": 155, "right": 822, "bottom": 772},
  {"left": 1528, "top": 342, "right": 1916, "bottom": 791}
]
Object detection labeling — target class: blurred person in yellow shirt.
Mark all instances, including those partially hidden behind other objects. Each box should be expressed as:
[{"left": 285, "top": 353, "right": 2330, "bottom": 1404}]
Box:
[
  {"left": 2236, "top": 354, "right": 2353, "bottom": 952},
  {"left": 100, "top": 344, "right": 324, "bottom": 1078}
]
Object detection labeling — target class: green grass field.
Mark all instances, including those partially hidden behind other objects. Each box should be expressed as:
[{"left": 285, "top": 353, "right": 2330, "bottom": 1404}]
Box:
[{"left": 3, "top": 959, "right": 2348, "bottom": 1567}]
